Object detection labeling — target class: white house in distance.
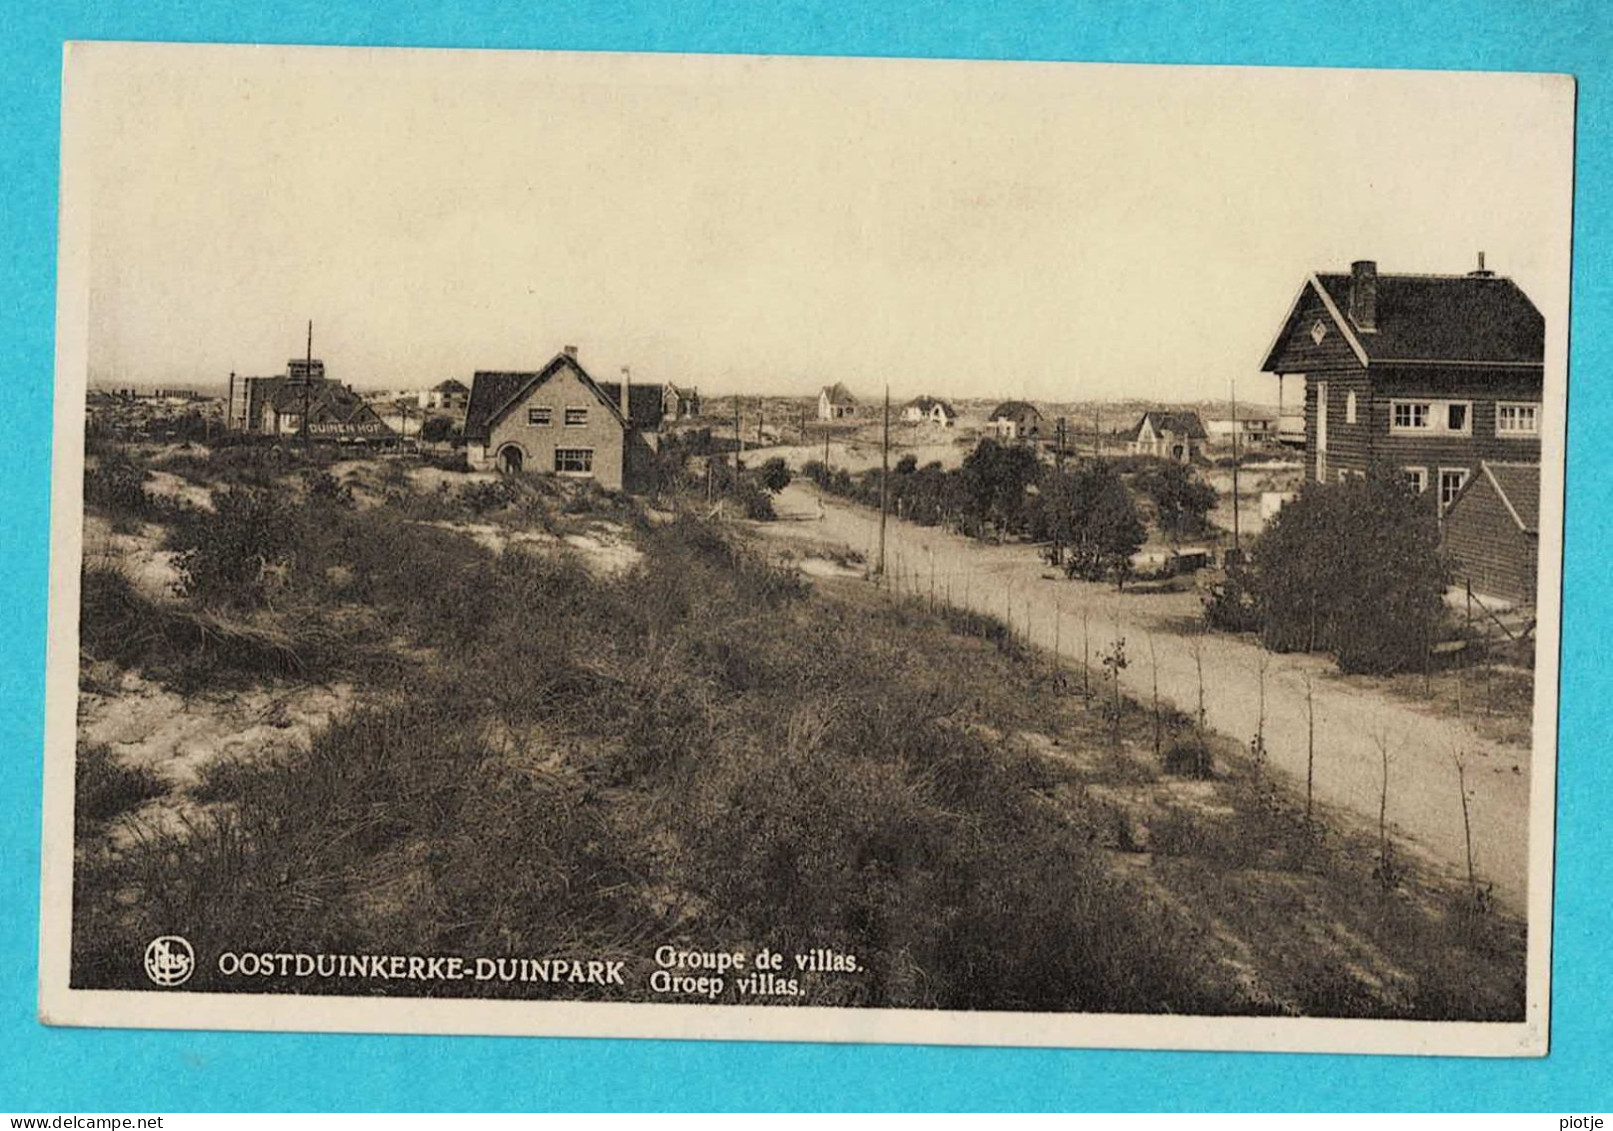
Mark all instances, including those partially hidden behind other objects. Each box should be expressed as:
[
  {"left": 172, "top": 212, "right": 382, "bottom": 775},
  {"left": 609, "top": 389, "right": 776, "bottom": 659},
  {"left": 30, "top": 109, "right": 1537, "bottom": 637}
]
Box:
[
  {"left": 1125, "top": 411, "right": 1208, "bottom": 462},
  {"left": 818, "top": 383, "right": 860, "bottom": 421},
  {"left": 418, "top": 378, "right": 470, "bottom": 412},
  {"left": 1204, "top": 414, "right": 1278, "bottom": 444},
  {"left": 901, "top": 396, "right": 957, "bottom": 427}
]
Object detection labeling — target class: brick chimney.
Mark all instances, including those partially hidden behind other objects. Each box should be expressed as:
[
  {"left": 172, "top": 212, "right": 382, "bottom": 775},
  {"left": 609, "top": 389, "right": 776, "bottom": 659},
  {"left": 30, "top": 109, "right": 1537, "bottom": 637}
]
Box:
[
  {"left": 563, "top": 344, "right": 578, "bottom": 360},
  {"left": 619, "top": 366, "right": 631, "bottom": 423},
  {"left": 1348, "top": 260, "right": 1378, "bottom": 331}
]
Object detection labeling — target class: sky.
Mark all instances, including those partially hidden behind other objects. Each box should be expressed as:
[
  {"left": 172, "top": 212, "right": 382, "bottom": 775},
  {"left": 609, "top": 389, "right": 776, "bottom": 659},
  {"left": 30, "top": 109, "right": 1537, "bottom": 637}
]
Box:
[{"left": 71, "top": 44, "right": 1575, "bottom": 404}]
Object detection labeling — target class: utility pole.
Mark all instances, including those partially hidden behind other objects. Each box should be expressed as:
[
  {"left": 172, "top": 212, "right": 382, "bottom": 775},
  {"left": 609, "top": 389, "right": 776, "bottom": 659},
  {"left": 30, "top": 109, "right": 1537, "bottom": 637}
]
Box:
[
  {"left": 1052, "top": 416, "right": 1067, "bottom": 568},
  {"left": 1231, "top": 377, "right": 1241, "bottom": 558},
  {"left": 301, "top": 320, "right": 313, "bottom": 450},
  {"left": 1093, "top": 405, "right": 1102, "bottom": 461},
  {"left": 878, "top": 386, "right": 890, "bottom": 581},
  {"left": 733, "top": 394, "right": 742, "bottom": 469}
]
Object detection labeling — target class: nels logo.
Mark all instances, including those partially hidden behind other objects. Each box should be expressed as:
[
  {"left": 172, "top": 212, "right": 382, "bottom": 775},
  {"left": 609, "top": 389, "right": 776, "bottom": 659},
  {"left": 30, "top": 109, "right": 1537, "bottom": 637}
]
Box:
[{"left": 143, "top": 936, "right": 195, "bottom": 987}]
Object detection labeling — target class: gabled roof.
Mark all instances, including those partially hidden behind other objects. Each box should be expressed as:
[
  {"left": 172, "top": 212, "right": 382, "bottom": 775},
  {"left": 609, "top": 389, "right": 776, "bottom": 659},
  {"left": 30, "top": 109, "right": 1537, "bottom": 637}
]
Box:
[
  {"left": 905, "top": 395, "right": 957, "bottom": 418},
  {"left": 252, "top": 377, "right": 394, "bottom": 432},
  {"left": 1262, "top": 270, "right": 1544, "bottom": 370},
  {"left": 989, "top": 400, "right": 1042, "bottom": 421},
  {"left": 1459, "top": 461, "right": 1540, "bottom": 534},
  {"left": 821, "top": 382, "right": 858, "bottom": 405},
  {"left": 462, "top": 353, "right": 628, "bottom": 442},
  {"left": 1129, "top": 410, "right": 1207, "bottom": 441},
  {"left": 597, "top": 382, "right": 667, "bottom": 430},
  {"left": 433, "top": 378, "right": 470, "bottom": 394}
]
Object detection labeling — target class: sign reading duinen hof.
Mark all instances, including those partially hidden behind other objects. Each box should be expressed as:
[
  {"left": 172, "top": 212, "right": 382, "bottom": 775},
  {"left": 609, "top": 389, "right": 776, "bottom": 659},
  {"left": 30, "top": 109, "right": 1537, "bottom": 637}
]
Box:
[{"left": 40, "top": 42, "right": 1573, "bottom": 1056}]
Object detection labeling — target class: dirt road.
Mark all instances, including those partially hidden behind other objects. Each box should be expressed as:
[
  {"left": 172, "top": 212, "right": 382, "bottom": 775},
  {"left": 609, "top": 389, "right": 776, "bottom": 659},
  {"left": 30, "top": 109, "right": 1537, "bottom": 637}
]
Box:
[{"left": 759, "top": 481, "right": 1535, "bottom": 911}]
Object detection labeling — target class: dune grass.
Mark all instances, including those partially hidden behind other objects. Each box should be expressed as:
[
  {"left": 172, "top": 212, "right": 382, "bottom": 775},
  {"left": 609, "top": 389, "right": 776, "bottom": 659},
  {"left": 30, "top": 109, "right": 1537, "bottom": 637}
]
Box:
[{"left": 72, "top": 445, "right": 1527, "bottom": 1019}]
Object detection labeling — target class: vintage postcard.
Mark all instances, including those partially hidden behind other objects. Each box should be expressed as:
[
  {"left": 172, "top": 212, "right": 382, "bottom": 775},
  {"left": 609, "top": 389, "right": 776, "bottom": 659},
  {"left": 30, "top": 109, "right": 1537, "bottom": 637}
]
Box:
[{"left": 39, "top": 42, "right": 1572, "bottom": 1055}]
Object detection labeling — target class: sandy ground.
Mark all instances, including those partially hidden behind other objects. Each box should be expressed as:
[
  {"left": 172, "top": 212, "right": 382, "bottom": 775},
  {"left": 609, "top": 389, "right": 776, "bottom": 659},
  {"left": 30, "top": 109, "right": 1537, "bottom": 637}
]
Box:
[
  {"left": 81, "top": 514, "right": 183, "bottom": 602},
  {"left": 143, "top": 469, "right": 215, "bottom": 511},
  {"left": 412, "top": 519, "right": 643, "bottom": 575},
  {"left": 78, "top": 666, "right": 355, "bottom": 844},
  {"left": 748, "top": 433, "right": 977, "bottom": 475},
  {"left": 757, "top": 482, "right": 1534, "bottom": 912}
]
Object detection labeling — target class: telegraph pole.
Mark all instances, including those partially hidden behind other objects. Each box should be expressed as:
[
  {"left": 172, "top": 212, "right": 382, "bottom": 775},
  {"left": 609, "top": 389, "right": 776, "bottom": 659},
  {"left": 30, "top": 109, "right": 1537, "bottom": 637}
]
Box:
[
  {"left": 878, "top": 386, "right": 890, "bottom": 581},
  {"left": 301, "top": 320, "right": 313, "bottom": 450},
  {"left": 733, "top": 394, "right": 742, "bottom": 469},
  {"left": 1231, "top": 377, "right": 1242, "bottom": 558}
]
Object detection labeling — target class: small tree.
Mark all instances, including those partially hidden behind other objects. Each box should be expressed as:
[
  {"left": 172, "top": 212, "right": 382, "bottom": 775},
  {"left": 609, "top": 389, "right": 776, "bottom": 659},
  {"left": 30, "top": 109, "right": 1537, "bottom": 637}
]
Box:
[
  {"left": 958, "top": 439, "right": 1040, "bottom": 538},
  {"left": 1049, "top": 462, "right": 1145, "bottom": 588},
  {"left": 1137, "top": 461, "right": 1218, "bottom": 544},
  {"left": 1100, "top": 635, "right": 1128, "bottom": 737}
]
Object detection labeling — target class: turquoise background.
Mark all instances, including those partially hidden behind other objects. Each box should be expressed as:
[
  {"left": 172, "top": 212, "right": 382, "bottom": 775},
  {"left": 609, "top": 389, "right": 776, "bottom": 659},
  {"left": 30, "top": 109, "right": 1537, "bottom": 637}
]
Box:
[{"left": 2, "top": 0, "right": 1609, "bottom": 1112}]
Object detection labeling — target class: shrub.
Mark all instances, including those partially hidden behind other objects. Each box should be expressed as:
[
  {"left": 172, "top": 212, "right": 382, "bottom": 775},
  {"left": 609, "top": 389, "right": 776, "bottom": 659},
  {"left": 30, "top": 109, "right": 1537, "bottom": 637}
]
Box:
[
  {"left": 737, "top": 481, "right": 777, "bottom": 520},
  {"left": 1246, "top": 467, "right": 1449, "bottom": 673},
  {"left": 459, "top": 478, "right": 520, "bottom": 515},
  {"left": 424, "top": 449, "right": 471, "bottom": 473},
  {"left": 75, "top": 743, "right": 165, "bottom": 836},
  {"left": 1163, "top": 733, "right": 1214, "bottom": 778},
  {"left": 303, "top": 470, "right": 353, "bottom": 507},
  {"left": 758, "top": 456, "right": 793, "bottom": 493},
  {"left": 1202, "top": 563, "right": 1262, "bottom": 633},
  {"left": 419, "top": 416, "right": 455, "bottom": 445},
  {"left": 84, "top": 457, "right": 160, "bottom": 520},
  {"left": 171, "top": 486, "right": 304, "bottom": 607}
]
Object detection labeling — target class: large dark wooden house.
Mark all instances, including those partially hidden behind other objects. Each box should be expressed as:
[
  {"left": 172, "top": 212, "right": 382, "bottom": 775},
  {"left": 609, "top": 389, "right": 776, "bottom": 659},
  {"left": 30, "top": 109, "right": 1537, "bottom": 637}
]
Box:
[{"left": 1260, "top": 256, "right": 1545, "bottom": 604}]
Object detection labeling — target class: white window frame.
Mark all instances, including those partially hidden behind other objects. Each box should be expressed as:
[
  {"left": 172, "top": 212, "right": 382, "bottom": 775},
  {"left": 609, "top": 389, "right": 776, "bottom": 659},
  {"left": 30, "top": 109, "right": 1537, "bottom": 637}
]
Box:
[
  {"left": 1403, "top": 466, "right": 1429, "bottom": 494},
  {"left": 563, "top": 406, "right": 589, "bottom": 427},
  {"left": 1391, "top": 400, "right": 1430, "bottom": 432},
  {"left": 1390, "top": 398, "right": 1472, "bottom": 436},
  {"left": 527, "top": 406, "right": 553, "bottom": 426},
  {"left": 1345, "top": 390, "right": 1357, "bottom": 425},
  {"left": 554, "top": 447, "right": 594, "bottom": 475},
  {"left": 1496, "top": 401, "right": 1540, "bottom": 438},
  {"left": 1438, "top": 466, "right": 1470, "bottom": 513}
]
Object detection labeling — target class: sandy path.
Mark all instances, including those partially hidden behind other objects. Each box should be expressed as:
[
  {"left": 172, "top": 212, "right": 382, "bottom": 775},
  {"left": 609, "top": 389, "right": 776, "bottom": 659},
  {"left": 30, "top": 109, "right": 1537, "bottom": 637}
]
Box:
[{"left": 760, "top": 482, "right": 1533, "bottom": 912}]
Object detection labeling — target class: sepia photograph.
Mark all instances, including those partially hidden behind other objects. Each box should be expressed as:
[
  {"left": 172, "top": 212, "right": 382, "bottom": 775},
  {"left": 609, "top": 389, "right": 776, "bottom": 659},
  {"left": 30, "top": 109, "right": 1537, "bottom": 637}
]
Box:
[{"left": 38, "top": 42, "right": 1572, "bottom": 1055}]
